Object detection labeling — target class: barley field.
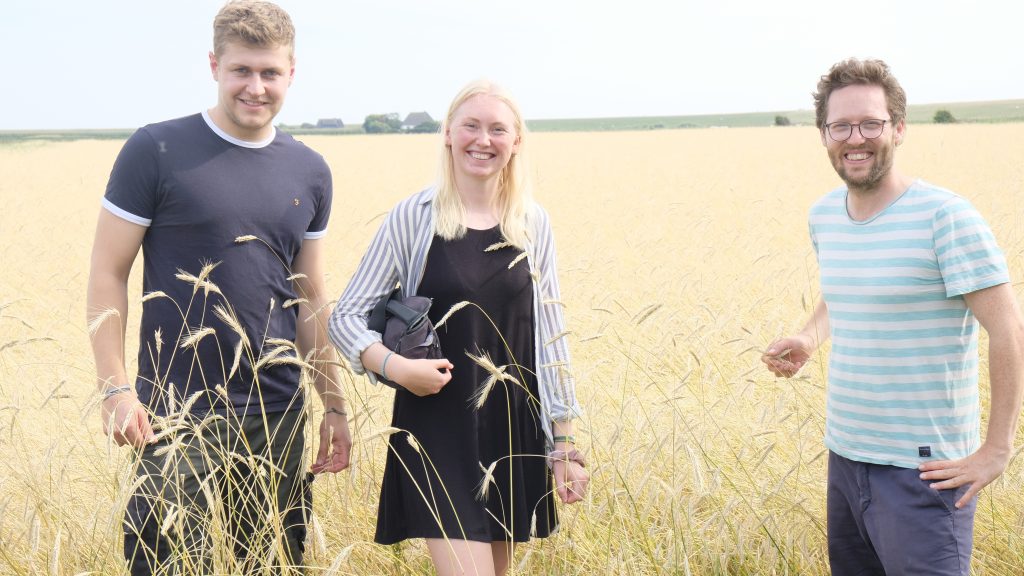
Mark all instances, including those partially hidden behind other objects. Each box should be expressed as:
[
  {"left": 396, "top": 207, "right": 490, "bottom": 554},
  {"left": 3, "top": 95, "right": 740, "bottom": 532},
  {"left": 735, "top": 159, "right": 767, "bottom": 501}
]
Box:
[{"left": 1, "top": 124, "right": 1023, "bottom": 575}]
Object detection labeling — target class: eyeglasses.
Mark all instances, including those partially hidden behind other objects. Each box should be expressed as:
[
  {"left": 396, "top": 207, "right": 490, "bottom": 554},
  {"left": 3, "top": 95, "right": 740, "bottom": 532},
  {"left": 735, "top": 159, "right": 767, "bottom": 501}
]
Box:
[{"left": 824, "top": 119, "right": 889, "bottom": 142}]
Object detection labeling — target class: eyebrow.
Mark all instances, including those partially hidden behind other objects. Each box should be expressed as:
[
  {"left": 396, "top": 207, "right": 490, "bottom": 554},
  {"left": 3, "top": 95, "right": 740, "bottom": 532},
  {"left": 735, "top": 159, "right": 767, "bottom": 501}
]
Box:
[
  {"left": 227, "top": 62, "right": 286, "bottom": 73},
  {"left": 461, "top": 116, "right": 509, "bottom": 127}
]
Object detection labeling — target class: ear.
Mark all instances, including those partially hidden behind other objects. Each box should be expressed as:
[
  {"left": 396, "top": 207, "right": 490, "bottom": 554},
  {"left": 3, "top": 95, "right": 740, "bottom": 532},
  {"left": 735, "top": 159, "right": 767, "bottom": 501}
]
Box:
[
  {"left": 444, "top": 125, "right": 452, "bottom": 147},
  {"left": 289, "top": 59, "right": 296, "bottom": 86},
  {"left": 209, "top": 51, "right": 219, "bottom": 80},
  {"left": 894, "top": 118, "right": 906, "bottom": 146},
  {"left": 820, "top": 127, "right": 828, "bottom": 147},
  {"left": 512, "top": 133, "right": 521, "bottom": 154}
]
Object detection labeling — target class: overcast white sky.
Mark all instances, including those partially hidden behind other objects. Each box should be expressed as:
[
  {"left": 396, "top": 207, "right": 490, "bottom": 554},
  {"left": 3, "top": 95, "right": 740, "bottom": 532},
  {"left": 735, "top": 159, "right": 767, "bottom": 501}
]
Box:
[{"left": 4, "top": 0, "right": 1022, "bottom": 130}]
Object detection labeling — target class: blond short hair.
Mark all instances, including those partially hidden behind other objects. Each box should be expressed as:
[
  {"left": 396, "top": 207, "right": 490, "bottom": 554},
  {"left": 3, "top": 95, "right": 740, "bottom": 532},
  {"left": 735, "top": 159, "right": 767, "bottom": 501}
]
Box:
[{"left": 213, "top": 0, "right": 295, "bottom": 60}]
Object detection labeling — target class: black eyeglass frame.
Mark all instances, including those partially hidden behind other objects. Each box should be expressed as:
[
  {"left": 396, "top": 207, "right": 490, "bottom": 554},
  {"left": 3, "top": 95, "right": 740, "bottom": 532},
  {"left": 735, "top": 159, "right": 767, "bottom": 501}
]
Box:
[{"left": 824, "top": 119, "right": 890, "bottom": 142}]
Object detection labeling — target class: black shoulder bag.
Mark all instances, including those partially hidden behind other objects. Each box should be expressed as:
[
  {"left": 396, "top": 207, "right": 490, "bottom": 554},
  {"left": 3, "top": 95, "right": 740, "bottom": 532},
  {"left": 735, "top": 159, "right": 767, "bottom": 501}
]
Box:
[{"left": 367, "top": 288, "right": 444, "bottom": 389}]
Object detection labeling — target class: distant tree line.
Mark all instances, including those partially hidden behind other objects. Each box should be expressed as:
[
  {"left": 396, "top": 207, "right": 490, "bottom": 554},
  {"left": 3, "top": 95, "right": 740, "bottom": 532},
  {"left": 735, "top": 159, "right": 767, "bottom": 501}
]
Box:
[
  {"left": 363, "top": 113, "right": 440, "bottom": 134},
  {"left": 363, "top": 113, "right": 403, "bottom": 133},
  {"left": 282, "top": 113, "right": 440, "bottom": 134}
]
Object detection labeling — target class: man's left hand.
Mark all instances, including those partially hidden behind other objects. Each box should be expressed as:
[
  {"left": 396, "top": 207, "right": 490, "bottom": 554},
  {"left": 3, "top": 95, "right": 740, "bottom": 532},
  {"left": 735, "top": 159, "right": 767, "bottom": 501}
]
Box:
[
  {"left": 311, "top": 411, "right": 352, "bottom": 474},
  {"left": 918, "top": 443, "right": 1012, "bottom": 508}
]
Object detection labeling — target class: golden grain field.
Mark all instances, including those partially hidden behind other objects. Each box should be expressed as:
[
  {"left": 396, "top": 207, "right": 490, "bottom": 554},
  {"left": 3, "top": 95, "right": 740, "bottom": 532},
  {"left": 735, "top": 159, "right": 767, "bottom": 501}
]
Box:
[{"left": 1, "top": 124, "right": 1023, "bottom": 575}]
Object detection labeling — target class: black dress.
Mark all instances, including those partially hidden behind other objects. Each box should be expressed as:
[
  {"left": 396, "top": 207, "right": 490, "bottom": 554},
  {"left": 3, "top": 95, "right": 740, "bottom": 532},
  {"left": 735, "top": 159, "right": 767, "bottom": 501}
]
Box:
[{"left": 375, "top": 226, "right": 557, "bottom": 544}]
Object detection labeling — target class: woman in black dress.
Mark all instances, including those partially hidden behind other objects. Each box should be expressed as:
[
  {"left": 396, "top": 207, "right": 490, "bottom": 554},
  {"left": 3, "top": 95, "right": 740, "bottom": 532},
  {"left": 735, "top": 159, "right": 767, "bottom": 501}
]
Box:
[{"left": 329, "top": 80, "right": 587, "bottom": 576}]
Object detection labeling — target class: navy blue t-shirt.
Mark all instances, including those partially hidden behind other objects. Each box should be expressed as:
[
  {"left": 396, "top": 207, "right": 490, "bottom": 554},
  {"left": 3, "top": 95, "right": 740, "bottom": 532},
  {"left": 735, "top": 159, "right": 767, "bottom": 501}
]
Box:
[{"left": 103, "top": 112, "right": 332, "bottom": 417}]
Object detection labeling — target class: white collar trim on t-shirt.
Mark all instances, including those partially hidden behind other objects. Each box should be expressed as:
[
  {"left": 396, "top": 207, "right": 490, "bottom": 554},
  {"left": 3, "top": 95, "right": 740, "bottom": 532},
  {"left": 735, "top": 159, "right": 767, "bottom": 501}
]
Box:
[{"left": 201, "top": 109, "right": 276, "bottom": 148}]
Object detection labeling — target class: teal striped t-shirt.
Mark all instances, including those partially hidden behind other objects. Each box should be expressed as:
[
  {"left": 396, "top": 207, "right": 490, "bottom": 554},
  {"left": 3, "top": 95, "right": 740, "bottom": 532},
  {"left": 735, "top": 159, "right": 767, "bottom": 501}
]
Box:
[{"left": 809, "top": 180, "right": 1009, "bottom": 468}]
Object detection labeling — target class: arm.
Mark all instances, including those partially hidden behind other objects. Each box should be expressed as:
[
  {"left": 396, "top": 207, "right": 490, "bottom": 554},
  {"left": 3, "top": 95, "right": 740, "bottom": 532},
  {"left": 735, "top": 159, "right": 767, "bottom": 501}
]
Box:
[
  {"left": 326, "top": 204, "right": 452, "bottom": 396},
  {"left": 326, "top": 217, "right": 399, "bottom": 375},
  {"left": 552, "top": 420, "right": 588, "bottom": 504},
  {"left": 87, "top": 208, "right": 154, "bottom": 447},
  {"left": 360, "top": 342, "right": 452, "bottom": 397},
  {"left": 762, "top": 298, "right": 830, "bottom": 377},
  {"left": 532, "top": 207, "right": 588, "bottom": 503},
  {"left": 919, "top": 283, "right": 1024, "bottom": 507},
  {"left": 291, "top": 238, "right": 351, "bottom": 474}
]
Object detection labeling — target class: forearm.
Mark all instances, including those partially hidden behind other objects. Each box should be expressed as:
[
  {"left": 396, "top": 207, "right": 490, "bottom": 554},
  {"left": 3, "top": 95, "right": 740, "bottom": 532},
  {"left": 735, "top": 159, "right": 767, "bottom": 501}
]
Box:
[
  {"left": 984, "top": 328, "right": 1024, "bottom": 452},
  {"left": 87, "top": 270, "right": 131, "bottom": 391},
  {"left": 297, "top": 301, "right": 347, "bottom": 412},
  {"left": 359, "top": 341, "right": 392, "bottom": 377},
  {"left": 797, "top": 299, "right": 830, "bottom": 350},
  {"left": 552, "top": 419, "right": 576, "bottom": 448}
]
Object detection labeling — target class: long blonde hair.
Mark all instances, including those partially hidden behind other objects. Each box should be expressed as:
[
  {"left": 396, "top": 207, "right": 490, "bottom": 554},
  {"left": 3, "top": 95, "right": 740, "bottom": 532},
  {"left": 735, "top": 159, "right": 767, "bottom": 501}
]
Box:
[{"left": 434, "top": 79, "right": 533, "bottom": 249}]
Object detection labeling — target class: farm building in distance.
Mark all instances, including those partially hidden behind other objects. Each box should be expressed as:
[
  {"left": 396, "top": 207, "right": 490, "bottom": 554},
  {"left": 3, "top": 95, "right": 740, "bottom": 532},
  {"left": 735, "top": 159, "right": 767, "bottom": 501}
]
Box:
[
  {"left": 316, "top": 118, "right": 344, "bottom": 128},
  {"left": 401, "top": 112, "right": 434, "bottom": 131}
]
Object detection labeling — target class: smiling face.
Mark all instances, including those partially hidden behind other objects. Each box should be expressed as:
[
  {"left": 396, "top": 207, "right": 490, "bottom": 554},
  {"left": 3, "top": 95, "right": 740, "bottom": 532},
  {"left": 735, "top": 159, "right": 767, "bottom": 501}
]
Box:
[
  {"left": 208, "top": 41, "right": 294, "bottom": 141},
  {"left": 821, "top": 84, "right": 904, "bottom": 193},
  {"left": 444, "top": 94, "right": 521, "bottom": 184}
]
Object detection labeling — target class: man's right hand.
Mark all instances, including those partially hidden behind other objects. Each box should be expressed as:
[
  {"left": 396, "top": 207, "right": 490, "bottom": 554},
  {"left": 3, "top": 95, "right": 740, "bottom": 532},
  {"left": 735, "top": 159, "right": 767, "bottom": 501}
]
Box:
[
  {"left": 101, "top": 391, "right": 155, "bottom": 447},
  {"left": 762, "top": 334, "right": 815, "bottom": 378},
  {"left": 390, "top": 356, "right": 454, "bottom": 396}
]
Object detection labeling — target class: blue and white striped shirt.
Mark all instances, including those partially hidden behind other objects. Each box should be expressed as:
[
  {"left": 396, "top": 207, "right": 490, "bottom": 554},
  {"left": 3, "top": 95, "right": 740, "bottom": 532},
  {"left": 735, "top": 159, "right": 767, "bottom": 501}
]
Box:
[
  {"left": 327, "top": 187, "right": 582, "bottom": 444},
  {"left": 810, "top": 180, "right": 1009, "bottom": 468}
]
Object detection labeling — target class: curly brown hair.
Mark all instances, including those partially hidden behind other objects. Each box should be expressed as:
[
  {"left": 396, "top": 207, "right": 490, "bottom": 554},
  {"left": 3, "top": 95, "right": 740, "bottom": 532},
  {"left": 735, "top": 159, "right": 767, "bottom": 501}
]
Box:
[{"left": 813, "top": 58, "right": 906, "bottom": 129}]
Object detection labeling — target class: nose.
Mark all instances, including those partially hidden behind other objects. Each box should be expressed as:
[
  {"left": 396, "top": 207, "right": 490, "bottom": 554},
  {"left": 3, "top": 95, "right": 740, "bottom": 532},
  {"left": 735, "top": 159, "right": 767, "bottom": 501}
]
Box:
[
  {"left": 475, "top": 131, "right": 491, "bottom": 147},
  {"left": 246, "top": 74, "right": 265, "bottom": 96},
  {"left": 846, "top": 126, "right": 867, "bottom": 145}
]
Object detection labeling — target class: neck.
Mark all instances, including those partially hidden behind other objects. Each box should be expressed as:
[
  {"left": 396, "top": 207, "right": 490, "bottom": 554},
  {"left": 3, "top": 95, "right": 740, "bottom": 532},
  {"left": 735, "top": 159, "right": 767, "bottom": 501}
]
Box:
[
  {"left": 454, "top": 173, "right": 501, "bottom": 228},
  {"left": 846, "top": 169, "right": 914, "bottom": 221}
]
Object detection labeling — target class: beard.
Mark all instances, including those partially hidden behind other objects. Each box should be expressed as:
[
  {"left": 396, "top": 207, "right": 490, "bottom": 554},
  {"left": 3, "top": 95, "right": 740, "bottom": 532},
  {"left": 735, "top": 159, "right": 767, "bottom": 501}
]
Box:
[{"left": 831, "top": 142, "right": 894, "bottom": 193}]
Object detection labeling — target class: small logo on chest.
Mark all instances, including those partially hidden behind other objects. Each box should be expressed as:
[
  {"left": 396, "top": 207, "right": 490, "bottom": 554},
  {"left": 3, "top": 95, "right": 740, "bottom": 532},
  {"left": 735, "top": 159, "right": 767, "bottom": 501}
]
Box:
[{"left": 293, "top": 198, "right": 300, "bottom": 206}]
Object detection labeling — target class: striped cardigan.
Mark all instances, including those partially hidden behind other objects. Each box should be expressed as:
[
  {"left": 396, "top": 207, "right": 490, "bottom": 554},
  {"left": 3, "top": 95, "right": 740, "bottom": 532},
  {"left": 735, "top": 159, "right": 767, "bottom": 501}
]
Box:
[{"left": 327, "top": 187, "right": 581, "bottom": 442}]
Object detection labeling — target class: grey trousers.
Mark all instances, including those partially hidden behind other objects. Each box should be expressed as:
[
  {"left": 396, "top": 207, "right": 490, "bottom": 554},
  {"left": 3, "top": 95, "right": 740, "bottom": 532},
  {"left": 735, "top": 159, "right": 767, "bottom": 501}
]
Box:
[
  {"left": 827, "top": 450, "right": 976, "bottom": 576},
  {"left": 123, "top": 409, "right": 311, "bottom": 575}
]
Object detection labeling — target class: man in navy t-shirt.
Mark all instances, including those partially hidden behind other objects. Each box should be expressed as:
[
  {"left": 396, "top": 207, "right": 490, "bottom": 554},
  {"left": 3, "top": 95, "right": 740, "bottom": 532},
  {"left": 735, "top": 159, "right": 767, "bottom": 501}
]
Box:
[{"left": 86, "top": 2, "right": 351, "bottom": 572}]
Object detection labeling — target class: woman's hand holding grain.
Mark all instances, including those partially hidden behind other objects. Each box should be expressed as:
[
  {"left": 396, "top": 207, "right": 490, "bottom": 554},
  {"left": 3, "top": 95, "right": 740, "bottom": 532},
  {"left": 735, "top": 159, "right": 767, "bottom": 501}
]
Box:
[{"left": 553, "top": 459, "right": 590, "bottom": 504}]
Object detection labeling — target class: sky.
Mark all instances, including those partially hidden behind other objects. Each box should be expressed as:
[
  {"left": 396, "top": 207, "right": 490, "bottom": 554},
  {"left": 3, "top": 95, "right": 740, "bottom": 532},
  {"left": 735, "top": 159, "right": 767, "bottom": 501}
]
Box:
[{"left": 4, "top": 0, "right": 1022, "bottom": 130}]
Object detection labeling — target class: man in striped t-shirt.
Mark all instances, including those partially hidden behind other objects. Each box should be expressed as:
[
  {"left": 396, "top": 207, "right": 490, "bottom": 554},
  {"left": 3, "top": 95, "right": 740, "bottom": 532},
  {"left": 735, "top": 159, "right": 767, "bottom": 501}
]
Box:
[{"left": 763, "top": 59, "right": 1024, "bottom": 575}]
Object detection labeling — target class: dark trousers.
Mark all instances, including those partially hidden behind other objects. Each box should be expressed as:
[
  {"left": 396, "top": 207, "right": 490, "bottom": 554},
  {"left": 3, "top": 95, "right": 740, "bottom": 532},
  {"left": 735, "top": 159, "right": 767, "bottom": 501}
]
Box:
[
  {"left": 827, "top": 450, "right": 976, "bottom": 576},
  {"left": 123, "top": 410, "right": 311, "bottom": 575}
]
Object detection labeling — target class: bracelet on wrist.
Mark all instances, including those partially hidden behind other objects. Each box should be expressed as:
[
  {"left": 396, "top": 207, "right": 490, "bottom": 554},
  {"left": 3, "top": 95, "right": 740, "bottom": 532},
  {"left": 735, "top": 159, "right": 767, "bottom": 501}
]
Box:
[
  {"left": 381, "top": 351, "right": 395, "bottom": 381},
  {"left": 101, "top": 385, "right": 133, "bottom": 400},
  {"left": 553, "top": 435, "right": 576, "bottom": 445},
  {"left": 325, "top": 407, "right": 347, "bottom": 417}
]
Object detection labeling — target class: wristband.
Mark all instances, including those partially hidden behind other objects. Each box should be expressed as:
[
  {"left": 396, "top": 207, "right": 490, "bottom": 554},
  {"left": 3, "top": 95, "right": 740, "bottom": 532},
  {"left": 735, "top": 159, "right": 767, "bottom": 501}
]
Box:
[
  {"left": 553, "top": 435, "right": 576, "bottom": 445},
  {"left": 381, "top": 351, "right": 395, "bottom": 381},
  {"left": 102, "top": 385, "right": 133, "bottom": 400},
  {"left": 325, "top": 407, "right": 347, "bottom": 417}
]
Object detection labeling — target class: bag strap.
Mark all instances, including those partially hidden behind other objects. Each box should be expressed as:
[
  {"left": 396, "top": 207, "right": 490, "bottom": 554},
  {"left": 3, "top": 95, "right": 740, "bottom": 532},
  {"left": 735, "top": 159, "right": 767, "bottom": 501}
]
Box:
[
  {"left": 385, "top": 298, "right": 429, "bottom": 331},
  {"left": 368, "top": 287, "right": 400, "bottom": 334}
]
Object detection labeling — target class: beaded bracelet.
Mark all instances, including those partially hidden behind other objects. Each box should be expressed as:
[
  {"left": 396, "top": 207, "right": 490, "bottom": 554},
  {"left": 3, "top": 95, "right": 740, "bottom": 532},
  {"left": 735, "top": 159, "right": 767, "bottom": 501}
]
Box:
[
  {"left": 381, "top": 351, "right": 395, "bottom": 381},
  {"left": 101, "top": 385, "right": 133, "bottom": 400}
]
